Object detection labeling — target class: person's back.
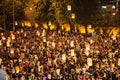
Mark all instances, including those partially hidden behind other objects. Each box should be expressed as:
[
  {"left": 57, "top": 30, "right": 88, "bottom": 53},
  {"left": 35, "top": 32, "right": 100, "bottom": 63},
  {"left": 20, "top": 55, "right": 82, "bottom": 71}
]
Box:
[{"left": 0, "top": 65, "right": 7, "bottom": 80}]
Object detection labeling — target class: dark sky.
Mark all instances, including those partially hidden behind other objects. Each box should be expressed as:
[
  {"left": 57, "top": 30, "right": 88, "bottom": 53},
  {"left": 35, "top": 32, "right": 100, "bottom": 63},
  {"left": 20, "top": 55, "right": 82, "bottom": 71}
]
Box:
[{"left": 101, "top": 0, "right": 115, "bottom": 5}]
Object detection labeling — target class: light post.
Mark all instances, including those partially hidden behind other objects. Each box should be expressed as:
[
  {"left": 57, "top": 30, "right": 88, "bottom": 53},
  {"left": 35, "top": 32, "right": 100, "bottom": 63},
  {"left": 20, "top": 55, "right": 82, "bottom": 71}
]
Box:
[{"left": 13, "top": 0, "right": 15, "bottom": 31}]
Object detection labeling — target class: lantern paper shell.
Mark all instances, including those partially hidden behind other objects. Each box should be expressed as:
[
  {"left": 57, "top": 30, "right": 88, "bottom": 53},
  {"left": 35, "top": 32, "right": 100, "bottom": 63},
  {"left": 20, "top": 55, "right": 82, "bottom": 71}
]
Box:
[
  {"left": 43, "top": 37, "right": 46, "bottom": 42},
  {"left": 2, "top": 36, "right": 6, "bottom": 40},
  {"left": 10, "top": 48, "right": 14, "bottom": 54},
  {"left": 87, "top": 58, "right": 92, "bottom": 66},
  {"left": 85, "top": 50, "right": 89, "bottom": 56},
  {"left": 70, "top": 41, "right": 74, "bottom": 47},
  {"left": 0, "top": 40, "right": 2, "bottom": 46},
  {"left": 62, "top": 54, "right": 66, "bottom": 61},
  {"left": 71, "top": 49, "right": 75, "bottom": 56},
  {"left": 36, "top": 31, "right": 40, "bottom": 36},
  {"left": 52, "top": 42, "right": 55, "bottom": 48},
  {"left": 67, "top": 5, "right": 71, "bottom": 11},
  {"left": 56, "top": 69, "right": 60, "bottom": 75},
  {"left": 6, "top": 42, "right": 10, "bottom": 47},
  {"left": 118, "top": 58, "right": 120, "bottom": 66},
  {"left": 11, "top": 34, "right": 15, "bottom": 40},
  {"left": 85, "top": 43, "right": 90, "bottom": 50}
]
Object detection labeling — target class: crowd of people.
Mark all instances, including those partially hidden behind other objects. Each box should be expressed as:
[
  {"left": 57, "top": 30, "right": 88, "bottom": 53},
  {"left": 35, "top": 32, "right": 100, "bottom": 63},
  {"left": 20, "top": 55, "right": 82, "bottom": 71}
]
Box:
[{"left": 0, "top": 28, "right": 120, "bottom": 80}]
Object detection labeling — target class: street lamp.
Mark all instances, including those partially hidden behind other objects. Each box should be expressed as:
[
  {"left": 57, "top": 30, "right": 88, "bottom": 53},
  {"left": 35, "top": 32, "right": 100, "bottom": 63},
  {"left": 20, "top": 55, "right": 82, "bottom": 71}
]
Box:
[{"left": 13, "top": 0, "right": 15, "bottom": 31}]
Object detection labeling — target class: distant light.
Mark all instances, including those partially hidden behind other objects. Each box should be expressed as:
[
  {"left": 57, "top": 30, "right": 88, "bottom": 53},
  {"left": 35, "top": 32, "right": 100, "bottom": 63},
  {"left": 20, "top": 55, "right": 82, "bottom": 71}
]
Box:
[
  {"left": 112, "top": 13, "right": 116, "bottom": 16},
  {"left": 102, "top": 6, "right": 107, "bottom": 9},
  {"left": 30, "top": 7, "right": 32, "bottom": 10},
  {"left": 112, "top": 5, "right": 115, "bottom": 9},
  {"left": 67, "top": 5, "right": 71, "bottom": 11},
  {"left": 71, "top": 13, "right": 75, "bottom": 19}
]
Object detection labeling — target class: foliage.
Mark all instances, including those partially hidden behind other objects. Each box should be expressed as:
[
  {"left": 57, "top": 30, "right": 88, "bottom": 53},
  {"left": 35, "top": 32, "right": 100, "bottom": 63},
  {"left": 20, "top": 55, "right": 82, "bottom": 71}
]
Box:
[
  {"left": 0, "top": 0, "right": 29, "bottom": 30},
  {"left": 35, "top": 0, "right": 100, "bottom": 28}
]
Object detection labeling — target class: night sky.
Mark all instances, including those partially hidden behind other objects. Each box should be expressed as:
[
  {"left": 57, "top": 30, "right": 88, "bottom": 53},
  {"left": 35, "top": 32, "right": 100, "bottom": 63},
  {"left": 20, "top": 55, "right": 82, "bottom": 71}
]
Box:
[{"left": 101, "top": 0, "right": 115, "bottom": 5}]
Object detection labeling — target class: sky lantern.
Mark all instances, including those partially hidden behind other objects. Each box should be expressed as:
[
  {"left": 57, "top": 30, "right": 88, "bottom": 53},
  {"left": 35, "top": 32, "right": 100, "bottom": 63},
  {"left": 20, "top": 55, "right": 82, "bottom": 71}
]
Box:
[
  {"left": 56, "top": 69, "right": 60, "bottom": 76},
  {"left": 71, "top": 49, "right": 75, "bottom": 56},
  {"left": 62, "top": 54, "right": 66, "bottom": 61},
  {"left": 36, "top": 31, "right": 40, "bottom": 36},
  {"left": 87, "top": 58, "right": 92, "bottom": 66},
  {"left": 42, "top": 29, "right": 46, "bottom": 36},
  {"left": 70, "top": 40, "right": 74, "bottom": 47},
  {"left": 85, "top": 43, "right": 90, "bottom": 50},
  {"left": 11, "top": 34, "right": 15, "bottom": 40},
  {"left": 85, "top": 50, "right": 89, "bottom": 56},
  {"left": 6, "top": 42, "right": 10, "bottom": 47},
  {"left": 0, "top": 40, "right": 2, "bottom": 46},
  {"left": 118, "top": 58, "right": 120, "bottom": 66},
  {"left": 2, "top": 36, "right": 6, "bottom": 41},
  {"left": 67, "top": 5, "right": 71, "bottom": 11},
  {"left": 10, "top": 48, "right": 14, "bottom": 54}
]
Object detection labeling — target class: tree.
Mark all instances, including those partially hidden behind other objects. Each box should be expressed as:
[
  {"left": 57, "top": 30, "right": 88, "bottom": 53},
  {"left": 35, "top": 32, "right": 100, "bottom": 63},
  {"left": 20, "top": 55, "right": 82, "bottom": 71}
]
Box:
[
  {"left": 35, "top": 0, "right": 100, "bottom": 31},
  {"left": 0, "top": 0, "right": 29, "bottom": 31}
]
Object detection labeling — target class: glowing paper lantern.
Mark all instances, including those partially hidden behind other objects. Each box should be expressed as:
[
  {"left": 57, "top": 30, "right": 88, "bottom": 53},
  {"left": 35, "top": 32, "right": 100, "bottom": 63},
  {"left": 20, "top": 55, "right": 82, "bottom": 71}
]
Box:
[
  {"left": 0, "top": 40, "right": 2, "bottom": 46},
  {"left": 36, "top": 31, "right": 40, "bottom": 36},
  {"left": 111, "top": 63, "right": 115, "bottom": 72},
  {"left": 87, "top": 58, "right": 92, "bottom": 66},
  {"left": 52, "top": 42, "right": 55, "bottom": 48},
  {"left": 43, "top": 37, "right": 46, "bottom": 42},
  {"left": 71, "top": 13, "right": 75, "bottom": 19},
  {"left": 56, "top": 69, "right": 60, "bottom": 75},
  {"left": 85, "top": 50, "right": 89, "bottom": 56},
  {"left": 71, "top": 49, "right": 75, "bottom": 56},
  {"left": 6, "top": 42, "right": 10, "bottom": 47},
  {"left": 111, "top": 35, "right": 116, "bottom": 40},
  {"left": 48, "top": 21, "right": 51, "bottom": 26},
  {"left": 118, "top": 58, "right": 120, "bottom": 66},
  {"left": 15, "top": 21, "right": 18, "bottom": 26},
  {"left": 21, "top": 29, "right": 23, "bottom": 33},
  {"left": 67, "top": 5, "right": 71, "bottom": 11},
  {"left": 90, "top": 39, "right": 93, "bottom": 44},
  {"left": 7, "top": 37, "right": 11, "bottom": 42},
  {"left": 70, "top": 40, "right": 74, "bottom": 47},
  {"left": 85, "top": 43, "right": 90, "bottom": 50},
  {"left": 11, "top": 34, "right": 15, "bottom": 40},
  {"left": 42, "top": 29, "right": 46, "bottom": 36},
  {"left": 17, "top": 31, "right": 20, "bottom": 34},
  {"left": 10, "top": 48, "right": 14, "bottom": 54},
  {"left": 24, "top": 33, "right": 26, "bottom": 37},
  {"left": 62, "top": 54, "right": 66, "bottom": 61},
  {"left": 15, "top": 66, "right": 20, "bottom": 73},
  {"left": 0, "top": 58, "right": 2, "bottom": 65},
  {"left": 2, "top": 36, "right": 6, "bottom": 40}
]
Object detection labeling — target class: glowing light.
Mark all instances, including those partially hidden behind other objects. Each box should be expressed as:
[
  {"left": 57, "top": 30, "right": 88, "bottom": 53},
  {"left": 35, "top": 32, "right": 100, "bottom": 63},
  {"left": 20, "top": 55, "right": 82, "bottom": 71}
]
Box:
[
  {"left": 67, "top": 5, "right": 71, "bottom": 11},
  {"left": 36, "top": 31, "right": 40, "bottom": 36},
  {"left": 118, "top": 58, "right": 120, "bottom": 66},
  {"left": 11, "top": 34, "right": 15, "bottom": 40},
  {"left": 6, "top": 42, "right": 10, "bottom": 47},
  {"left": 71, "top": 49, "right": 75, "bottom": 56},
  {"left": 2, "top": 36, "right": 6, "bottom": 40},
  {"left": 0, "top": 40, "right": 2, "bottom": 46},
  {"left": 62, "top": 54, "right": 66, "bottom": 61},
  {"left": 87, "top": 58, "right": 92, "bottom": 66},
  {"left": 48, "top": 21, "right": 51, "bottom": 26},
  {"left": 70, "top": 40, "right": 74, "bottom": 47},
  {"left": 10, "top": 48, "right": 14, "bottom": 54},
  {"left": 71, "top": 13, "right": 75, "bottom": 19},
  {"left": 85, "top": 50, "right": 89, "bottom": 56}
]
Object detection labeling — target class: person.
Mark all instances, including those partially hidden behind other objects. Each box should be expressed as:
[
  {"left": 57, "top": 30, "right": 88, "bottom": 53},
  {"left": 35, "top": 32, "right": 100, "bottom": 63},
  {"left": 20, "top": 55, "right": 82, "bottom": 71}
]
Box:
[{"left": 0, "top": 65, "right": 8, "bottom": 80}]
